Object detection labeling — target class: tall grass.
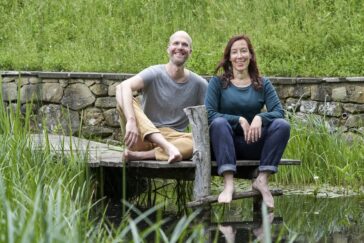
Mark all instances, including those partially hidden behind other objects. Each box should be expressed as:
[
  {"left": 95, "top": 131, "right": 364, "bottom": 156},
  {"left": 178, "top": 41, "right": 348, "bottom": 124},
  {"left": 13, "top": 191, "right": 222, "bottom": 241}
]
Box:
[
  {"left": 0, "top": 79, "right": 104, "bottom": 241},
  {"left": 0, "top": 0, "right": 363, "bottom": 76},
  {"left": 0, "top": 78, "right": 209, "bottom": 242},
  {"left": 276, "top": 113, "right": 364, "bottom": 188}
]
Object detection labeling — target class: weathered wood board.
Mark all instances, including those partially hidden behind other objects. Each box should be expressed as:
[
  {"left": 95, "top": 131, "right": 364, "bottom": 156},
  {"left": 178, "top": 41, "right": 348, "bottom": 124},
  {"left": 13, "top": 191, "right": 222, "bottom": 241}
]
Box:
[{"left": 29, "top": 134, "right": 299, "bottom": 170}]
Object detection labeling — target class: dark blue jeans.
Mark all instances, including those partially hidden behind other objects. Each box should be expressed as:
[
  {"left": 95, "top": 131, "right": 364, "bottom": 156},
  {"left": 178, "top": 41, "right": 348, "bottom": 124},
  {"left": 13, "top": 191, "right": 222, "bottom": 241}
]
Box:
[{"left": 209, "top": 117, "right": 290, "bottom": 175}]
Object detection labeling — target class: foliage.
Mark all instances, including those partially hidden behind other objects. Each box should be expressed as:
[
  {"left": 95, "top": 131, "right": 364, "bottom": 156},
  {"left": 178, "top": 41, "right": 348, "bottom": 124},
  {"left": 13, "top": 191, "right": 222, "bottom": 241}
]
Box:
[
  {"left": 0, "top": 80, "right": 207, "bottom": 242},
  {"left": 276, "top": 112, "right": 364, "bottom": 188},
  {"left": 0, "top": 0, "right": 364, "bottom": 76}
]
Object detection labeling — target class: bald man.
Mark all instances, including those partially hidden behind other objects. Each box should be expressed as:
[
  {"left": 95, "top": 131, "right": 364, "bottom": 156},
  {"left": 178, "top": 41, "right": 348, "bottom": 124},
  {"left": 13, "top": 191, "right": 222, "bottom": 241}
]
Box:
[{"left": 116, "top": 31, "right": 208, "bottom": 163}]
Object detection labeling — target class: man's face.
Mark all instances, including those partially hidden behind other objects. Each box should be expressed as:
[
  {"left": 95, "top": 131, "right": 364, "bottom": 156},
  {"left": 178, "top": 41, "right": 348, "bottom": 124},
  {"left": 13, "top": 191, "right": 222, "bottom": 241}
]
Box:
[{"left": 167, "top": 35, "right": 192, "bottom": 66}]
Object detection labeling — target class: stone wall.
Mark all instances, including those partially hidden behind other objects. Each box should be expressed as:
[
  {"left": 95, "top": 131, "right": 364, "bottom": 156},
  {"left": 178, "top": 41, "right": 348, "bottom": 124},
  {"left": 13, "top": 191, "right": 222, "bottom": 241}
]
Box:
[
  {"left": 273, "top": 77, "right": 364, "bottom": 137},
  {"left": 1, "top": 71, "right": 364, "bottom": 142}
]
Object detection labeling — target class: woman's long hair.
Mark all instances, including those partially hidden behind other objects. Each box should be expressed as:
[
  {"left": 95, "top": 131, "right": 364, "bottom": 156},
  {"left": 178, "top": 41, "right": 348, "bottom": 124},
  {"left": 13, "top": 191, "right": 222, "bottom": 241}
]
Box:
[{"left": 215, "top": 35, "right": 263, "bottom": 90}]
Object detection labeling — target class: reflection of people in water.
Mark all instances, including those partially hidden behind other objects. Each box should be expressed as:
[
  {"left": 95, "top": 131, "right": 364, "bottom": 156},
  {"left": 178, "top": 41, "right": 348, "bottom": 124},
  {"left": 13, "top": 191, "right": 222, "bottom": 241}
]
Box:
[
  {"left": 218, "top": 224, "right": 236, "bottom": 243},
  {"left": 253, "top": 212, "right": 275, "bottom": 241},
  {"left": 218, "top": 212, "right": 275, "bottom": 242}
]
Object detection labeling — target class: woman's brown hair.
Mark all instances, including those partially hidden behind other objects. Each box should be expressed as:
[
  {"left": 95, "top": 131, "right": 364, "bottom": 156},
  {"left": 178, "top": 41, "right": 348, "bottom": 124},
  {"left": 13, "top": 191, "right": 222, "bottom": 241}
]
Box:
[{"left": 215, "top": 35, "right": 263, "bottom": 90}]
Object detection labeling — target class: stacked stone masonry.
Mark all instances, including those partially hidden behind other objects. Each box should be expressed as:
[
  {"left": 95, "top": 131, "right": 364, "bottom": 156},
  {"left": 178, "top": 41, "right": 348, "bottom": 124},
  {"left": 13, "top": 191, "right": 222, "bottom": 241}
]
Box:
[{"left": 1, "top": 72, "right": 364, "bottom": 142}]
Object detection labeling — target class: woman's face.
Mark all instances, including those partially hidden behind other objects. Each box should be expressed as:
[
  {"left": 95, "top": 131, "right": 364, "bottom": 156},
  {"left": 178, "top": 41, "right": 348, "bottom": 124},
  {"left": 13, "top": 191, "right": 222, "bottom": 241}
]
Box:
[{"left": 229, "top": 39, "right": 251, "bottom": 73}]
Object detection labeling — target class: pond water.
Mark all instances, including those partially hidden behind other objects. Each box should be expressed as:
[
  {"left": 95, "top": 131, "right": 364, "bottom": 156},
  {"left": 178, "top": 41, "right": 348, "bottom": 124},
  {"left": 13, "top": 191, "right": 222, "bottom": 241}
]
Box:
[
  {"left": 208, "top": 194, "right": 364, "bottom": 242},
  {"left": 105, "top": 181, "right": 364, "bottom": 242}
]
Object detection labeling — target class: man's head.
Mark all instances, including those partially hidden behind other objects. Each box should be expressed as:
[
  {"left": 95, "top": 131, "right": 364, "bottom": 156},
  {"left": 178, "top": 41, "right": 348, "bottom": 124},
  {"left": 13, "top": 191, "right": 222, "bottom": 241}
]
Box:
[{"left": 167, "top": 31, "right": 192, "bottom": 66}]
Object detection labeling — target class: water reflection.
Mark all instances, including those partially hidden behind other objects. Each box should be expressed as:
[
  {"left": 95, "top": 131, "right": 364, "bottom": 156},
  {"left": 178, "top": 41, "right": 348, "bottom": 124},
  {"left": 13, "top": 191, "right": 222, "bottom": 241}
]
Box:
[
  {"left": 205, "top": 195, "right": 364, "bottom": 242},
  {"left": 205, "top": 212, "right": 283, "bottom": 243},
  {"left": 212, "top": 212, "right": 275, "bottom": 242},
  {"left": 103, "top": 179, "right": 364, "bottom": 242},
  {"left": 218, "top": 224, "right": 236, "bottom": 243}
]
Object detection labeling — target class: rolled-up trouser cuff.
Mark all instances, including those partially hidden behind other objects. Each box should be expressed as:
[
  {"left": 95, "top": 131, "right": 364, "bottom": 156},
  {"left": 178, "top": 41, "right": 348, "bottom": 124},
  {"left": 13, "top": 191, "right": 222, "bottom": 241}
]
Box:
[
  {"left": 218, "top": 164, "right": 236, "bottom": 176},
  {"left": 259, "top": 165, "right": 278, "bottom": 174}
]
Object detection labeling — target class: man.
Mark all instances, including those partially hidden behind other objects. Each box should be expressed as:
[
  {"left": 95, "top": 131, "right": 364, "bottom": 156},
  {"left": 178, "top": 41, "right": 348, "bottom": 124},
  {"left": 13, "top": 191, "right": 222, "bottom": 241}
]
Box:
[{"left": 115, "top": 31, "right": 207, "bottom": 163}]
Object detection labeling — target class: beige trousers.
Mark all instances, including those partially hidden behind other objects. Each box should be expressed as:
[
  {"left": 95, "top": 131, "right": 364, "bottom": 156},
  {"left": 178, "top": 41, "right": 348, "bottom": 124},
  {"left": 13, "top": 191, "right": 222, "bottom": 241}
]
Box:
[{"left": 117, "top": 99, "right": 193, "bottom": 160}]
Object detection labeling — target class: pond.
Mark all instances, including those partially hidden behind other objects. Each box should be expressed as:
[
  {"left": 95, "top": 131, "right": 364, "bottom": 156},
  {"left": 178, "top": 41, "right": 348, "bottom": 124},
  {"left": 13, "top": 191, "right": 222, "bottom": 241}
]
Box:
[
  {"left": 209, "top": 194, "right": 364, "bottom": 242},
  {"left": 105, "top": 180, "right": 364, "bottom": 242}
]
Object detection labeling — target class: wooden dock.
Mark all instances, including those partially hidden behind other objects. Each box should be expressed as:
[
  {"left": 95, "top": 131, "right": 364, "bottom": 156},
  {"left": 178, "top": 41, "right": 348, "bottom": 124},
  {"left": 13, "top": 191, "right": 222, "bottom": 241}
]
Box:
[
  {"left": 29, "top": 133, "right": 300, "bottom": 180},
  {"left": 29, "top": 105, "right": 301, "bottom": 208},
  {"left": 29, "top": 133, "right": 300, "bottom": 208},
  {"left": 30, "top": 133, "right": 125, "bottom": 167}
]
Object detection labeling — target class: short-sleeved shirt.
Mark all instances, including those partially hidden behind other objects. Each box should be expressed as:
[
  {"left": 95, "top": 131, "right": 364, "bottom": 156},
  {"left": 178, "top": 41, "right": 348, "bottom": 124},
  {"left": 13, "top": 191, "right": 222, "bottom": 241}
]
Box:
[{"left": 138, "top": 64, "right": 208, "bottom": 131}]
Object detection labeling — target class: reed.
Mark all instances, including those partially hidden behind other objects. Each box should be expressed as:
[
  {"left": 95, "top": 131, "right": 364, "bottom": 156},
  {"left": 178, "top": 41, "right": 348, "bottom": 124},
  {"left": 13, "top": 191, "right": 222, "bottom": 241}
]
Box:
[
  {"left": 0, "top": 80, "right": 107, "bottom": 241},
  {"left": 275, "top": 112, "right": 364, "bottom": 189},
  {"left": 0, "top": 78, "right": 207, "bottom": 242}
]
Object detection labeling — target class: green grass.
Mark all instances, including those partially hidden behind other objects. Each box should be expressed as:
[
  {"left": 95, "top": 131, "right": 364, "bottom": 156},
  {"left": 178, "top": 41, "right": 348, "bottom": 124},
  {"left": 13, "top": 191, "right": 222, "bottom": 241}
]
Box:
[
  {"left": 0, "top": 79, "right": 209, "bottom": 242},
  {"left": 276, "top": 113, "right": 364, "bottom": 189},
  {"left": 1, "top": 0, "right": 363, "bottom": 76}
]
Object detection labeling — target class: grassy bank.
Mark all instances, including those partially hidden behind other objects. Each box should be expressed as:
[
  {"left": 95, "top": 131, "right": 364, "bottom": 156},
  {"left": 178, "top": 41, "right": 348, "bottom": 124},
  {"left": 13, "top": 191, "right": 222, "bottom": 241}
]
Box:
[
  {"left": 1, "top": 0, "right": 363, "bottom": 76},
  {"left": 276, "top": 113, "right": 364, "bottom": 189}
]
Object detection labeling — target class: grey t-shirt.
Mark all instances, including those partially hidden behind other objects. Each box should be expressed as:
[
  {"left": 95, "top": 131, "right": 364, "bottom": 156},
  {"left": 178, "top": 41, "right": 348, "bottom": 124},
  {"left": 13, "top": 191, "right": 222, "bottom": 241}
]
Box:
[{"left": 138, "top": 64, "right": 207, "bottom": 131}]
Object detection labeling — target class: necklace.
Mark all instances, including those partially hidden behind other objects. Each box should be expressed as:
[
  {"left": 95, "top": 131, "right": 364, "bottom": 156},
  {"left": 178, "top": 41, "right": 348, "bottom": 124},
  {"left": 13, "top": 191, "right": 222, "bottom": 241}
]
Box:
[{"left": 231, "top": 78, "right": 251, "bottom": 88}]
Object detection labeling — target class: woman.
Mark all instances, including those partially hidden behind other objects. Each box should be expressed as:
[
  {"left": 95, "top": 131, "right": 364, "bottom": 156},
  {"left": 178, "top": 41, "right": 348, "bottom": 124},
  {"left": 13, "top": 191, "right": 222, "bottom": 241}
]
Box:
[{"left": 205, "top": 35, "right": 290, "bottom": 208}]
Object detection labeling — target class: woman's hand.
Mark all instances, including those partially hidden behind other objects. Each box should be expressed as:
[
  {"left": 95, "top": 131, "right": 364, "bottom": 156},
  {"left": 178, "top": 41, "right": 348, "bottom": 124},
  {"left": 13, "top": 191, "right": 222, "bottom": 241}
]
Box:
[
  {"left": 248, "top": 116, "right": 262, "bottom": 143},
  {"left": 239, "top": 117, "right": 250, "bottom": 143}
]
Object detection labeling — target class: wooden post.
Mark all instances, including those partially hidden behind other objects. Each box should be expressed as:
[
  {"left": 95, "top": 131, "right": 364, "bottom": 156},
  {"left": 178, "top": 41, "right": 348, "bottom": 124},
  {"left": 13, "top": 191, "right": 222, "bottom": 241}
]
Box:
[{"left": 184, "top": 105, "right": 211, "bottom": 202}]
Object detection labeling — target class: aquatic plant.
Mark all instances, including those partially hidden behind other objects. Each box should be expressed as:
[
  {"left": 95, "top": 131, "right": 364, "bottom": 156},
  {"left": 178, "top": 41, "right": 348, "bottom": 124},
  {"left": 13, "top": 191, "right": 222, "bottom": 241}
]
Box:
[{"left": 276, "top": 112, "right": 364, "bottom": 189}]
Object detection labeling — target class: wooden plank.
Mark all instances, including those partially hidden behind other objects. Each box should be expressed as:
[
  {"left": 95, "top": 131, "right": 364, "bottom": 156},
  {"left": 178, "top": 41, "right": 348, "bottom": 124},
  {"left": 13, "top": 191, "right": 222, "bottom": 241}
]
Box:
[
  {"left": 30, "top": 133, "right": 125, "bottom": 167},
  {"left": 125, "top": 160, "right": 194, "bottom": 168},
  {"left": 30, "top": 134, "right": 122, "bottom": 152},
  {"left": 89, "top": 150, "right": 123, "bottom": 166},
  {"left": 124, "top": 159, "right": 301, "bottom": 168},
  {"left": 187, "top": 189, "right": 283, "bottom": 208},
  {"left": 29, "top": 134, "right": 301, "bottom": 170}
]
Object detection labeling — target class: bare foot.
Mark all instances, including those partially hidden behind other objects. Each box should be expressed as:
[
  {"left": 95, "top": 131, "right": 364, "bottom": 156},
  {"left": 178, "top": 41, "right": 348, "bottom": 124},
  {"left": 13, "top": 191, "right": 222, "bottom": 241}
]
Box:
[
  {"left": 145, "top": 133, "right": 182, "bottom": 163},
  {"left": 166, "top": 144, "right": 182, "bottom": 163},
  {"left": 252, "top": 178, "right": 274, "bottom": 209},
  {"left": 218, "top": 188, "right": 234, "bottom": 203},
  {"left": 123, "top": 149, "right": 155, "bottom": 161},
  {"left": 218, "top": 174, "right": 235, "bottom": 203},
  {"left": 218, "top": 225, "right": 236, "bottom": 243}
]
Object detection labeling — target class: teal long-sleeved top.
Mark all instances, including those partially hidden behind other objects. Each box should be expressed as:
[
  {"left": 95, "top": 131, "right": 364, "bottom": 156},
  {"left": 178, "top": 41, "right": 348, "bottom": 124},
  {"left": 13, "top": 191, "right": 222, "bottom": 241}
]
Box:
[{"left": 205, "top": 76, "right": 284, "bottom": 129}]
